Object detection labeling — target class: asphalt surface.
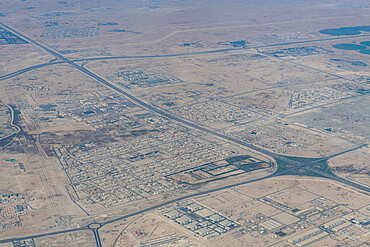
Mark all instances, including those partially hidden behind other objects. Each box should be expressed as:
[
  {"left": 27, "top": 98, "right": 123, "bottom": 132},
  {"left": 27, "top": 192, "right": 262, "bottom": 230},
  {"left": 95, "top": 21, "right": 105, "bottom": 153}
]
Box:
[
  {"left": 0, "top": 22, "right": 369, "bottom": 246},
  {"left": 1, "top": 31, "right": 369, "bottom": 82}
]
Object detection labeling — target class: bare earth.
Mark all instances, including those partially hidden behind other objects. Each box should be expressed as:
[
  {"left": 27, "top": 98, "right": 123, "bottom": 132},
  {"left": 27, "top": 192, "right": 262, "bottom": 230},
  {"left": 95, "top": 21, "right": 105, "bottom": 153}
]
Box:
[{"left": 0, "top": 0, "right": 369, "bottom": 246}]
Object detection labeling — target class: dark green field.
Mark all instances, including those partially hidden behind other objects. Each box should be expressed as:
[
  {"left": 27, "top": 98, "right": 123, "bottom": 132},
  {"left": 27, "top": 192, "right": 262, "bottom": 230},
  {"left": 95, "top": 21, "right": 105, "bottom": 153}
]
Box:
[
  {"left": 320, "top": 25, "right": 370, "bottom": 36},
  {"left": 332, "top": 43, "right": 367, "bottom": 50}
]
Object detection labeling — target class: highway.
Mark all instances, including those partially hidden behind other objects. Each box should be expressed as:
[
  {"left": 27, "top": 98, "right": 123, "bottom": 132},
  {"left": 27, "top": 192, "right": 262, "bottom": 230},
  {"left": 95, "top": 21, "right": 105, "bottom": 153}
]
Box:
[
  {"left": 304, "top": 166, "right": 370, "bottom": 193},
  {"left": 0, "top": 24, "right": 280, "bottom": 160},
  {"left": 0, "top": 42, "right": 239, "bottom": 81},
  {"left": 92, "top": 229, "right": 102, "bottom": 247},
  {"left": 256, "top": 47, "right": 357, "bottom": 83},
  {"left": 0, "top": 61, "right": 64, "bottom": 81},
  {"left": 256, "top": 33, "right": 370, "bottom": 48},
  {"left": 2, "top": 21, "right": 368, "bottom": 196},
  {"left": 0, "top": 22, "right": 369, "bottom": 246},
  {"left": 0, "top": 227, "right": 87, "bottom": 244},
  {"left": 2, "top": 25, "right": 369, "bottom": 82},
  {"left": 301, "top": 145, "right": 370, "bottom": 193},
  {"left": 0, "top": 144, "right": 366, "bottom": 245}
]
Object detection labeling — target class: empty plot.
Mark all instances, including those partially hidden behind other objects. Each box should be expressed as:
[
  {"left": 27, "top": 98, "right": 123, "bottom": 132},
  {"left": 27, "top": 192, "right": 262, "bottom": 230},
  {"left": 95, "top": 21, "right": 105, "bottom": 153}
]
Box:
[
  {"left": 266, "top": 186, "right": 319, "bottom": 208},
  {"left": 271, "top": 212, "right": 300, "bottom": 225}
]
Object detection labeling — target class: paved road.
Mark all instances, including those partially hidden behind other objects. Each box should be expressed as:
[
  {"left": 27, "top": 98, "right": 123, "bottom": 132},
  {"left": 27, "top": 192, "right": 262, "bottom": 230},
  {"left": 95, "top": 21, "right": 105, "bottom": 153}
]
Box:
[
  {"left": 0, "top": 23, "right": 369, "bottom": 246},
  {"left": 0, "top": 227, "right": 87, "bottom": 244},
  {"left": 2, "top": 21, "right": 368, "bottom": 196},
  {"left": 304, "top": 166, "right": 370, "bottom": 193},
  {"left": 255, "top": 34, "right": 370, "bottom": 48},
  {"left": 2, "top": 27, "right": 369, "bottom": 82},
  {"left": 92, "top": 229, "right": 102, "bottom": 247},
  {"left": 0, "top": 46, "right": 239, "bottom": 81},
  {"left": 256, "top": 47, "right": 356, "bottom": 83},
  {"left": 2, "top": 143, "right": 365, "bottom": 244},
  {"left": 0, "top": 61, "right": 64, "bottom": 81},
  {"left": 300, "top": 144, "right": 370, "bottom": 193}
]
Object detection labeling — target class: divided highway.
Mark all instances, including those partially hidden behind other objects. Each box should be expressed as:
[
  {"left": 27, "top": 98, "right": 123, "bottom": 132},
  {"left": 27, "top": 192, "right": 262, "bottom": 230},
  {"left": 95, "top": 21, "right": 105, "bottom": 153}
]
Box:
[
  {"left": 0, "top": 22, "right": 368, "bottom": 246},
  {"left": 1, "top": 22, "right": 368, "bottom": 193}
]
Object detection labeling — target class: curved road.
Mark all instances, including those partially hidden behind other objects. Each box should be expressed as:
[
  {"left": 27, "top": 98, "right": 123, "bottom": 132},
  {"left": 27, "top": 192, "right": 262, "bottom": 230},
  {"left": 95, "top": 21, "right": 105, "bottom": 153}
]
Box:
[
  {"left": 2, "top": 20, "right": 368, "bottom": 200},
  {"left": 0, "top": 23, "right": 369, "bottom": 246},
  {"left": 1, "top": 29, "right": 369, "bottom": 82}
]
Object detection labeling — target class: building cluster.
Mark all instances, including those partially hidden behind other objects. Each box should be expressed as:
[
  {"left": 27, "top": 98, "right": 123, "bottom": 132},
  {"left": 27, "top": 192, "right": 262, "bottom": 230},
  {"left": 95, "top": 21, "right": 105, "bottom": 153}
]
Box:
[
  {"left": 139, "top": 234, "right": 188, "bottom": 246},
  {"left": 0, "top": 193, "right": 29, "bottom": 230},
  {"left": 55, "top": 129, "right": 230, "bottom": 207},
  {"left": 11, "top": 90, "right": 142, "bottom": 132},
  {"left": 171, "top": 100, "right": 256, "bottom": 128},
  {"left": 0, "top": 27, "right": 28, "bottom": 45},
  {"left": 58, "top": 47, "right": 108, "bottom": 55},
  {"left": 286, "top": 214, "right": 368, "bottom": 247},
  {"left": 115, "top": 70, "right": 185, "bottom": 88},
  {"left": 287, "top": 228, "right": 329, "bottom": 247},
  {"left": 229, "top": 195, "right": 369, "bottom": 246},
  {"left": 57, "top": 91, "right": 164, "bottom": 131},
  {"left": 40, "top": 26, "right": 100, "bottom": 39},
  {"left": 232, "top": 121, "right": 324, "bottom": 154},
  {"left": 275, "top": 32, "right": 316, "bottom": 41},
  {"left": 286, "top": 86, "right": 350, "bottom": 109},
  {"left": 262, "top": 46, "right": 331, "bottom": 57},
  {"left": 253, "top": 32, "right": 316, "bottom": 45},
  {"left": 12, "top": 240, "right": 36, "bottom": 247},
  {"left": 162, "top": 201, "right": 240, "bottom": 240},
  {"left": 323, "top": 218, "right": 352, "bottom": 232},
  {"left": 166, "top": 155, "right": 269, "bottom": 185}
]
